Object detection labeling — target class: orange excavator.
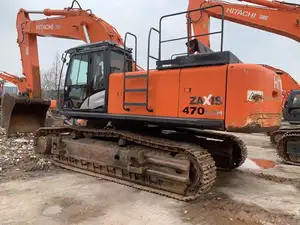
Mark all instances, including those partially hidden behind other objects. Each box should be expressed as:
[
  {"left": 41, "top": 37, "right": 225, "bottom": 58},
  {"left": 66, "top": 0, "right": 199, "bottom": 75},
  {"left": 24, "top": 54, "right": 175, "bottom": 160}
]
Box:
[
  {"left": 32, "top": 1, "right": 282, "bottom": 200},
  {"left": 1, "top": 0, "right": 140, "bottom": 135},
  {"left": 0, "top": 71, "right": 27, "bottom": 95},
  {"left": 187, "top": 0, "right": 300, "bottom": 165},
  {"left": 259, "top": 65, "right": 300, "bottom": 110},
  {"left": 0, "top": 71, "right": 57, "bottom": 107},
  {"left": 0, "top": 71, "right": 58, "bottom": 129},
  {"left": 187, "top": 0, "right": 300, "bottom": 106}
]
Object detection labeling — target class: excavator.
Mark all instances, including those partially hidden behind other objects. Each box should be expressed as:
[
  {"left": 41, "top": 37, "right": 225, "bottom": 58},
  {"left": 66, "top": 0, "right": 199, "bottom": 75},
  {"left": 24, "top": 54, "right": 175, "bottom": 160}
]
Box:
[
  {"left": 0, "top": 71, "right": 27, "bottom": 95},
  {"left": 260, "top": 65, "right": 300, "bottom": 111},
  {"left": 187, "top": 0, "right": 300, "bottom": 166},
  {"left": 29, "top": 1, "right": 283, "bottom": 201},
  {"left": 0, "top": 71, "right": 57, "bottom": 108},
  {"left": 1, "top": 0, "right": 137, "bottom": 135},
  {"left": 187, "top": 0, "right": 300, "bottom": 109}
]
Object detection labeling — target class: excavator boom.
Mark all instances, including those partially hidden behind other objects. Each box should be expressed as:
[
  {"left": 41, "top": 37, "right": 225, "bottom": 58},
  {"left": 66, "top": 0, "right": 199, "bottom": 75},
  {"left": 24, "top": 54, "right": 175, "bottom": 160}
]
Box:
[
  {"left": 188, "top": 0, "right": 300, "bottom": 46},
  {"left": 2, "top": 1, "right": 138, "bottom": 135},
  {"left": 0, "top": 71, "right": 27, "bottom": 93}
]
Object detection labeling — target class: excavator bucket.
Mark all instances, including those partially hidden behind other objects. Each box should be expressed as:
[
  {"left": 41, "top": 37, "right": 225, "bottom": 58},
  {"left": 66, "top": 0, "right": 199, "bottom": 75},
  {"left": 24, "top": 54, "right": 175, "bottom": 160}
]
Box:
[{"left": 1, "top": 93, "right": 51, "bottom": 135}]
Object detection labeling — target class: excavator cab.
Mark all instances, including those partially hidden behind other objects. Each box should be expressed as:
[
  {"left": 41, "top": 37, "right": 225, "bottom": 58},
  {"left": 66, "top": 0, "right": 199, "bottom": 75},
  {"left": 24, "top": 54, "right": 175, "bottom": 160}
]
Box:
[
  {"left": 283, "top": 90, "right": 300, "bottom": 125},
  {"left": 58, "top": 41, "right": 133, "bottom": 114}
]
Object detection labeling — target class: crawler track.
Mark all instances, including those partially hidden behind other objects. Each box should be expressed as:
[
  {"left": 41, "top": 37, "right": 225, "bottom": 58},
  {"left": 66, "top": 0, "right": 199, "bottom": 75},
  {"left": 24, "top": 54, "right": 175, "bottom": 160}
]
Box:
[
  {"left": 34, "top": 126, "right": 217, "bottom": 201},
  {"left": 276, "top": 131, "right": 300, "bottom": 166},
  {"left": 270, "top": 129, "right": 292, "bottom": 145},
  {"left": 170, "top": 128, "right": 248, "bottom": 170}
]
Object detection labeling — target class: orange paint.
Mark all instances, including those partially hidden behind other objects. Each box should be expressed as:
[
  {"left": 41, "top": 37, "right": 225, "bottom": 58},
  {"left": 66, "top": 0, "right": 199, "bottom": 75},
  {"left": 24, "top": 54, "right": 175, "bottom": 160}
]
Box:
[
  {"left": 50, "top": 100, "right": 57, "bottom": 109},
  {"left": 250, "top": 158, "right": 277, "bottom": 169},
  {"left": 108, "top": 62, "right": 282, "bottom": 132},
  {"left": 188, "top": 0, "right": 300, "bottom": 109},
  {"left": 188, "top": 0, "right": 300, "bottom": 44},
  {"left": 13, "top": 4, "right": 133, "bottom": 99}
]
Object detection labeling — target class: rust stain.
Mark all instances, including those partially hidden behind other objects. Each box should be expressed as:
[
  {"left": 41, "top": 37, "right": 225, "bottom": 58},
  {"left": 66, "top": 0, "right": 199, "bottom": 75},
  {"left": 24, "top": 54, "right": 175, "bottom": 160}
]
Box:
[{"left": 227, "top": 113, "right": 281, "bottom": 133}]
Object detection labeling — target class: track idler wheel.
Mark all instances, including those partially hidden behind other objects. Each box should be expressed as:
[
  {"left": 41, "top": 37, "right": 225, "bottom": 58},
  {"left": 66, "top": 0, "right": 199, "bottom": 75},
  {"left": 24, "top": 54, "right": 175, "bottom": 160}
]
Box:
[
  {"left": 270, "top": 130, "right": 287, "bottom": 146},
  {"left": 34, "top": 135, "right": 53, "bottom": 155},
  {"left": 276, "top": 132, "right": 300, "bottom": 166}
]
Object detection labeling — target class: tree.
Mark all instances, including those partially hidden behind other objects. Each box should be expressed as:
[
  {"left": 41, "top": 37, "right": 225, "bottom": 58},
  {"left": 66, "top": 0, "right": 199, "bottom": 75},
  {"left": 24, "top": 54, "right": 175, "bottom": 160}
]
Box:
[{"left": 41, "top": 52, "right": 63, "bottom": 99}]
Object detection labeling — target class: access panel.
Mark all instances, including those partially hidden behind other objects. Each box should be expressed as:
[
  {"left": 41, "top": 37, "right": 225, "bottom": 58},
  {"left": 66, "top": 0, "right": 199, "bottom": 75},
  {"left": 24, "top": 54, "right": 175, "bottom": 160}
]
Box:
[{"left": 178, "top": 66, "right": 227, "bottom": 120}]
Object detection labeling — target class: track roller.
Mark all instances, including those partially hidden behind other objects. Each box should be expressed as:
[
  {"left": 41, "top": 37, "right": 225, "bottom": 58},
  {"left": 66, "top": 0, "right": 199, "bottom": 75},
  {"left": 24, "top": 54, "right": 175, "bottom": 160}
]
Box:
[{"left": 34, "top": 126, "right": 217, "bottom": 201}]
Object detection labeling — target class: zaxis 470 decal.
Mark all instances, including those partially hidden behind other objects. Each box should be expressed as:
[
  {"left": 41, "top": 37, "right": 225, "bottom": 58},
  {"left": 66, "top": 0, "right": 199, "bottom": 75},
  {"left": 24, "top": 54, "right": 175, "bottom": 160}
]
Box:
[
  {"left": 182, "top": 107, "right": 223, "bottom": 115},
  {"left": 189, "top": 95, "right": 222, "bottom": 105},
  {"left": 182, "top": 95, "right": 223, "bottom": 116}
]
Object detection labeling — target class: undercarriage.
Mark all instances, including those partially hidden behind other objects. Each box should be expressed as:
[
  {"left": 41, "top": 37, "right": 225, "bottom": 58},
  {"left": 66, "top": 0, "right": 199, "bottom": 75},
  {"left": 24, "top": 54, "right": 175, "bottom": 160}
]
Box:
[
  {"left": 268, "top": 128, "right": 300, "bottom": 166},
  {"left": 33, "top": 125, "right": 247, "bottom": 201},
  {"left": 269, "top": 128, "right": 300, "bottom": 145}
]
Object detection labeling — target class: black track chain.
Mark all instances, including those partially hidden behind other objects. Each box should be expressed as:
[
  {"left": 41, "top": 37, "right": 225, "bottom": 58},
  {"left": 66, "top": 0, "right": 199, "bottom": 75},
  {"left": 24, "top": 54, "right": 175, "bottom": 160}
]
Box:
[
  {"left": 34, "top": 126, "right": 217, "bottom": 201},
  {"left": 276, "top": 131, "right": 300, "bottom": 166},
  {"left": 173, "top": 128, "right": 248, "bottom": 170},
  {"left": 270, "top": 130, "right": 290, "bottom": 145}
]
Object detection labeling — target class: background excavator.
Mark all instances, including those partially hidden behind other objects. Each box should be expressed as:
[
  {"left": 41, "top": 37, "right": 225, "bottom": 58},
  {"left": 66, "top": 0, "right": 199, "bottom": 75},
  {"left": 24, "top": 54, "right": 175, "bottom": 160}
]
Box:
[
  {"left": 187, "top": 0, "right": 300, "bottom": 108},
  {"left": 187, "top": 0, "right": 300, "bottom": 165},
  {"left": 1, "top": 0, "right": 140, "bottom": 135},
  {"left": 32, "top": 1, "right": 282, "bottom": 201},
  {"left": 260, "top": 65, "right": 300, "bottom": 111},
  {"left": 0, "top": 71, "right": 57, "bottom": 108},
  {"left": 0, "top": 71, "right": 58, "bottom": 129}
]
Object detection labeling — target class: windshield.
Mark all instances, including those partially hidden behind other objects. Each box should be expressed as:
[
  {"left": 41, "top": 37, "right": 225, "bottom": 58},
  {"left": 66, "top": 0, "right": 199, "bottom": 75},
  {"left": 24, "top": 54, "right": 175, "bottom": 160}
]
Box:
[{"left": 67, "top": 54, "right": 89, "bottom": 86}]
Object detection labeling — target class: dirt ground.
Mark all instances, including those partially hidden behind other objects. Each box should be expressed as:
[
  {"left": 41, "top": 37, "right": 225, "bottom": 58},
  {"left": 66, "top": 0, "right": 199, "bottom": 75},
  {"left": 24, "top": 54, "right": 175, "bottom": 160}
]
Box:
[{"left": 0, "top": 130, "right": 300, "bottom": 225}]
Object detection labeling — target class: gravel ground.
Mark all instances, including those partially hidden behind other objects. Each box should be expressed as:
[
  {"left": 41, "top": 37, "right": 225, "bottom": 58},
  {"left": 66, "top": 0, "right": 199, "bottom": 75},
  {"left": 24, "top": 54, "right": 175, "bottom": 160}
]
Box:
[
  {"left": 0, "top": 129, "right": 300, "bottom": 225},
  {"left": 0, "top": 129, "right": 57, "bottom": 182}
]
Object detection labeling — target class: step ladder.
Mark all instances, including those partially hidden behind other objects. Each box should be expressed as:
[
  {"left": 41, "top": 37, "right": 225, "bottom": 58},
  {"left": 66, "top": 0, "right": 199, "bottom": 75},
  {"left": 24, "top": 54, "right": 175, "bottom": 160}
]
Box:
[{"left": 122, "top": 30, "right": 159, "bottom": 113}]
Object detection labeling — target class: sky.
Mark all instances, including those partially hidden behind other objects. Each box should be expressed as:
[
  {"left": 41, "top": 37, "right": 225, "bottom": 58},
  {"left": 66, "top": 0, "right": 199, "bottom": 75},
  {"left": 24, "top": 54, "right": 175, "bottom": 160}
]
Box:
[{"left": 1, "top": 0, "right": 300, "bottom": 87}]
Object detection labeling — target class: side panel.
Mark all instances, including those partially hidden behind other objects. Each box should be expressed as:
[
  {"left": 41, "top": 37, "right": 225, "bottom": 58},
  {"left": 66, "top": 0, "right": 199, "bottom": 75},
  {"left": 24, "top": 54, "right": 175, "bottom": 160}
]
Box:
[
  {"left": 178, "top": 66, "right": 227, "bottom": 120},
  {"left": 108, "top": 70, "right": 180, "bottom": 117},
  {"left": 225, "top": 64, "right": 282, "bottom": 132}
]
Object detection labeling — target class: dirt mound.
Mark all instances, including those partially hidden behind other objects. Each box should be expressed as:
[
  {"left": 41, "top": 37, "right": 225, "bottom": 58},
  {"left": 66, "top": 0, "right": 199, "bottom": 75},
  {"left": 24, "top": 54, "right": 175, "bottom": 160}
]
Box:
[{"left": 0, "top": 129, "right": 55, "bottom": 182}]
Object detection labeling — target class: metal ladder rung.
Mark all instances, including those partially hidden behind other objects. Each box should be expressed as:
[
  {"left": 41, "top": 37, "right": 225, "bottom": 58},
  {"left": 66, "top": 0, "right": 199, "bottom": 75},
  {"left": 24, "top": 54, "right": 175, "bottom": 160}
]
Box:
[
  {"left": 124, "top": 88, "right": 147, "bottom": 93},
  {"left": 126, "top": 58, "right": 135, "bottom": 62},
  {"left": 124, "top": 74, "right": 147, "bottom": 79},
  {"left": 149, "top": 55, "right": 159, "bottom": 60},
  {"left": 124, "top": 102, "right": 147, "bottom": 106}
]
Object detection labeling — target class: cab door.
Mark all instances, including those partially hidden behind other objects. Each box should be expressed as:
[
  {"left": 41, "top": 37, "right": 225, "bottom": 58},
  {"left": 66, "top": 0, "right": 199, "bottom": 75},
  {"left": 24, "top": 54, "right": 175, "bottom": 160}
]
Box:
[{"left": 283, "top": 90, "right": 300, "bottom": 124}]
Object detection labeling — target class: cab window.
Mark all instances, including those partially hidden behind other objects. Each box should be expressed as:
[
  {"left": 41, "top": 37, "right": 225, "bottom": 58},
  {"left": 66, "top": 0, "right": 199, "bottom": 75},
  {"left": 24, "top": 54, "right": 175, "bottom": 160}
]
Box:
[
  {"left": 91, "top": 52, "right": 105, "bottom": 91},
  {"left": 292, "top": 94, "right": 300, "bottom": 106},
  {"left": 110, "top": 51, "right": 132, "bottom": 73},
  {"left": 67, "top": 54, "right": 89, "bottom": 86}
]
